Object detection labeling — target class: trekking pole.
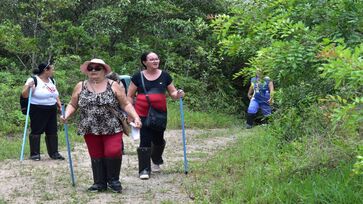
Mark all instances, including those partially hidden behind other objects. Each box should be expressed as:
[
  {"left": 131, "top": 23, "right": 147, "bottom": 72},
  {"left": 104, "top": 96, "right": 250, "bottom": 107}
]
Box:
[
  {"left": 20, "top": 88, "right": 32, "bottom": 161},
  {"left": 61, "top": 105, "right": 76, "bottom": 186},
  {"left": 179, "top": 97, "right": 189, "bottom": 174}
]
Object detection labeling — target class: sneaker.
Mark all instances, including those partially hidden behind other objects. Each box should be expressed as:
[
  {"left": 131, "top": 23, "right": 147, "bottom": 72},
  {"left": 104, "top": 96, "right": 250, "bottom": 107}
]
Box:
[
  {"left": 88, "top": 184, "right": 107, "bottom": 192},
  {"left": 50, "top": 152, "right": 65, "bottom": 160},
  {"left": 139, "top": 170, "right": 150, "bottom": 180},
  {"left": 151, "top": 163, "right": 161, "bottom": 172},
  {"left": 30, "top": 154, "right": 40, "bottom": 161},
  {"left": 108, "top": 181, "right": 122, "bottom": 193}
]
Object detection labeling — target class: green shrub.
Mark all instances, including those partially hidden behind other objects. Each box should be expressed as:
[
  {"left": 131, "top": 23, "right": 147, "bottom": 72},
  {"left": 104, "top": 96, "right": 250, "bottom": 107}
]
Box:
[
  {"left": 0, "top": 71, "right": 27, "bottom": 135},
  {"left": 270, "top": 105, "right": 329, "bottom": 142}
]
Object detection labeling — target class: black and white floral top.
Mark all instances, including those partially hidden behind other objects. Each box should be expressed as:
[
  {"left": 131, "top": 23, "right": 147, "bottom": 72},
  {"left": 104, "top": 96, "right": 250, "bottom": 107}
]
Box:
[{"left": 77, "top": 81, "right": 122, "bottom": 135}]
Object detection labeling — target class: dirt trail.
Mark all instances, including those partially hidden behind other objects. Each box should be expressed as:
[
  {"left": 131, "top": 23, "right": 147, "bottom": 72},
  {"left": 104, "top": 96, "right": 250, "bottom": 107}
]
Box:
[{"left": 0, "top": 129, "right": 237, "bottom": 204}]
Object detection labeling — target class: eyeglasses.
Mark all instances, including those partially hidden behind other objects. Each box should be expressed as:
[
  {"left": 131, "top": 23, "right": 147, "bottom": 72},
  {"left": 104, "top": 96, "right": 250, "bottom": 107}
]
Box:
[
  {"left": 87, "top": 65, "right": 104, "bottom": 72},
  {"left": 148, "top": 58, "right": 159, "bottom": 62}
]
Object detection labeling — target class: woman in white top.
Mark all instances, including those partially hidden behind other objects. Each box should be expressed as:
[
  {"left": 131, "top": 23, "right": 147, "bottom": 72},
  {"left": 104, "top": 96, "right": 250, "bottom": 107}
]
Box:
[{"left": 21, "top": 62, "right": 64, "bottom": 161}]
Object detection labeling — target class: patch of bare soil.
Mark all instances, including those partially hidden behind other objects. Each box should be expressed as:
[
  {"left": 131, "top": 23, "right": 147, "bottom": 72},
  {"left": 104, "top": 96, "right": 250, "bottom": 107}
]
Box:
[{"left": 0, "top": 129, "right": 236, "bottom": 204}]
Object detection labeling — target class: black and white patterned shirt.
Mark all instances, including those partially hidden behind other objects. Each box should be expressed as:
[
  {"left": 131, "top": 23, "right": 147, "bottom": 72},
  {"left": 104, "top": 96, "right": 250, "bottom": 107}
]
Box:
[{"left": 77, "top": 81, "right": 122, "bottom": 135}]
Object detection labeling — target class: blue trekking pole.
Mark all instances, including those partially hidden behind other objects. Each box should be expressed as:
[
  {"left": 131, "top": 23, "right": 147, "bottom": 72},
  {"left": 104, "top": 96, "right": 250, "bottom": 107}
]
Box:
[
  {"left": 61, "top": 105, "right": 76, "bottom": 186},
  {"left": 179, "top": 97, "right": 189, "bottom": 174},
  {"left": 20, "top": 88, "right": 32, "bottom": 161}
]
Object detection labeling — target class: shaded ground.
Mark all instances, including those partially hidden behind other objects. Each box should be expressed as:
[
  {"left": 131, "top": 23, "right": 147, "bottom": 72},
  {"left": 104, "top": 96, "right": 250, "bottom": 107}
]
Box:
[{"left": 0, "top": 129, "right": 237, "bottom": 204}]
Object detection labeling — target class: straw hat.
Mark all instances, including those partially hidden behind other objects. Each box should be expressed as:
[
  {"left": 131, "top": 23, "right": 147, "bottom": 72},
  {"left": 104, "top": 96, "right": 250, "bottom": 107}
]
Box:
[{"left": 80, "top": 58, "right": 111, "bottom": 74}]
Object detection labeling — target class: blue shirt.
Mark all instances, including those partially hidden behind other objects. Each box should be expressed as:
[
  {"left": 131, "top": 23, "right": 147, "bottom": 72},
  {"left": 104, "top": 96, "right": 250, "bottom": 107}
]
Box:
[{"left": 251, "top": 76, "right": 271, "bottom": 102}]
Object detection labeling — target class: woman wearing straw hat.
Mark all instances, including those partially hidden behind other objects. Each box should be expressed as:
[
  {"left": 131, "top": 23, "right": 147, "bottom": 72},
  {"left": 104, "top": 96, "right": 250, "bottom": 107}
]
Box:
[{"left": 61, "top": 58, "right": 142, "bottom": 193}]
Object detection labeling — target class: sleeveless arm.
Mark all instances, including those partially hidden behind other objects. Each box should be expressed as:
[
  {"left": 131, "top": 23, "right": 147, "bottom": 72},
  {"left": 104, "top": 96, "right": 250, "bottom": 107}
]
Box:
[
  {"left": 63, "top": 82, "right": 82, "bottom": 121},
  {"left": 112, "top": 82, "right": 142, "bottom": 127},
  {"left": 21, "top": 78, "right": 35, "bottom": 98},
  {"left": 247, "top": 84, "right": 254, "bottom": 99},
  {"left": 268, "top": 80, "right": 274, "bottom": 104}
]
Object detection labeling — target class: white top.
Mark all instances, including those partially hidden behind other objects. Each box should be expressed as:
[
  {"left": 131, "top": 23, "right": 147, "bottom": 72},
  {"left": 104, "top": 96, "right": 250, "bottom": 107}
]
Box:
[{"left": 25, "top": 76, "right": 59, "bottom": 106}]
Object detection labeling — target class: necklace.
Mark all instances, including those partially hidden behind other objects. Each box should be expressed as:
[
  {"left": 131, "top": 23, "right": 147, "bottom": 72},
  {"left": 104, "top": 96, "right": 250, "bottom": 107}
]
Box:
[
  {"left": 90, "top": 78, "right": 105, "bottom": 84},
  {"left": 88, "top": 78, "right": 106, "bottom": 93}
]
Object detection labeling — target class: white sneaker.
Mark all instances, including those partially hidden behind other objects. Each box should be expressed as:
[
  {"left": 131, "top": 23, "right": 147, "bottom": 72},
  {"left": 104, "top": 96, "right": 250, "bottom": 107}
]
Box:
[
  {"left": 151, "top": 163, "right": 161, "bottom": 172},
  {"left": 139, "top": 170, "right": 150, "bottom": 180}
]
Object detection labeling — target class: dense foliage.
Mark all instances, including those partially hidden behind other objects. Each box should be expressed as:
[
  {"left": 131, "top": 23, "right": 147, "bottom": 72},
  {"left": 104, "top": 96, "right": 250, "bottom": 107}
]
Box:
[
  {"left": 181, "top": 1, "right": 363, "bottom": 202},
  {"left": 210, "top": 0, "right": 363, "bottom": 186},
  {"left": 0, "top": 0, "right": 362, "bottom": 201},
  {"left": 0, "top": 0, "right": 243, "bottom": 135}
]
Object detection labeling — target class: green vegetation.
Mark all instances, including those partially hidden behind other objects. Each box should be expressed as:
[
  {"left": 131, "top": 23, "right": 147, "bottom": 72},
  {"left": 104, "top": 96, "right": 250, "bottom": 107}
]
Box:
[
  {"left": 0, "top": 0, "right": 242, "bottom": 137},
  {"left": 180, "top": 0, "right": 362, "bottom": 202},
  {"left": 0, "top": 0, "right": 362, "bottom": 202},
  {"left": 187, "top": 127, "right": 363, "bottom": 203}
]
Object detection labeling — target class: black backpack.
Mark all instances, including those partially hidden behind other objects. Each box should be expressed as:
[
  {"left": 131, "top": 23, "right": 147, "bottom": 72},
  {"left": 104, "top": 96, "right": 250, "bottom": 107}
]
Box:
[{"left": 20, "top": 76, "right": 55, "bottom": 115}]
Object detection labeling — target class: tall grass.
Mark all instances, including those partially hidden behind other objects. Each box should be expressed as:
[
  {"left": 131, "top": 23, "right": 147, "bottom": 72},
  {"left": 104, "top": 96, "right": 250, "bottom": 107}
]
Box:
[{"left": 186, "top": 127, "right": 363, "bottom": 203}]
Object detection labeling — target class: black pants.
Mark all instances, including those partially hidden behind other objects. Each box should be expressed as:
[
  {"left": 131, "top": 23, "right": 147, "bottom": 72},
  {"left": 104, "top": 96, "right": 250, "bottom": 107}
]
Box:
[
  {"left": 30, "top": 104, "right": 58, "bottom": 135},
  {"left": 139, "top": 117, "right": 165, "bottom": 147}
]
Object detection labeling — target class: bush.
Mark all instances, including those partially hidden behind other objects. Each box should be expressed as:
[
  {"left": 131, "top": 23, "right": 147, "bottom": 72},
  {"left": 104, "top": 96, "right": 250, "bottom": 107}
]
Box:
[
  {"left": 270, "top": 105, "right": 329, "bottom": 142},
  {"left": 0, "top": 71, "right": 28, "bottom": 135},
  {"left": 172, "top": 73, "right": 243, "bottom": 113}
]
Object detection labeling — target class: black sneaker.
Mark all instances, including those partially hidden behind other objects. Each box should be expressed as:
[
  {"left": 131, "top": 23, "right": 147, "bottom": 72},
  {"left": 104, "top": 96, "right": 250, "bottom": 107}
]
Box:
[
  {"left": 108, "top": 181, "right": 122, "bottom": 193},
  {"left": 50, "top": 152, "right": 65, "bottom": 160},
  {"left": 30, "top": 154, "right": 41, "bottom": 161},
  {"left": 88, "top": 184, "right": 107, "bottom": 192}
]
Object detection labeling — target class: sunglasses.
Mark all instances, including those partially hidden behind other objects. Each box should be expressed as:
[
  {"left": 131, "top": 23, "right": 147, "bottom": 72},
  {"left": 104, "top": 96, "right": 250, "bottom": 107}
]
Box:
[{"left": 87, "top": 65, "right": 104, "bottom": 72}]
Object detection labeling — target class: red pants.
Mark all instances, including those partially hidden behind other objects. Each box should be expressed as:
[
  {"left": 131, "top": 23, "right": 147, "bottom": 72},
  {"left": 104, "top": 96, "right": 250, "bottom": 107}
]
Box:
[{"left": 84, "top": 132, "right": 123, "bottom": 158}]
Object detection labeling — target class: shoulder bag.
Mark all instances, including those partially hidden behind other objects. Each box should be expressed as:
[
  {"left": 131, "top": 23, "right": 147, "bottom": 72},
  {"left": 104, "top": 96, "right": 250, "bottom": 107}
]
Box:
[
  {"left": 106, "top": 105, "right": 131, "bottom": 136},
  {"left": 91, "top": 80, "right": 131, "bottom": 136},
  {"left": 140, "top": 71, "right": 167, "bottom": 131}
]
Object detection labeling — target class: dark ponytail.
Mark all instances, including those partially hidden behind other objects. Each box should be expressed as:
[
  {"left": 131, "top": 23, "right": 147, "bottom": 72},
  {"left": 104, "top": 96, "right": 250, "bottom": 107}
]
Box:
[
  {"left": 32, "top": 62, "right": 50, "bottom": 75},
  {"left": 140, "top": 52, "right": 152, "bottom": 69}
]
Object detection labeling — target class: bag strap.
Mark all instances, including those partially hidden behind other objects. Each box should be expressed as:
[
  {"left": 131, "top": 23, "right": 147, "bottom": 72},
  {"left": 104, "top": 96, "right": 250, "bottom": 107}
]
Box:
[
  {"left": 105, "top": 80, "right": 125, "bottom": 120},
  {"left": 31, "top": 76, "right": 37, "bottom": 87},
  {"left": 105, "top": 105, "right": 123, "bottom": 118},
  {"left": 31, "top": 76, "right": 55, "bottom": 86},
  {"left": 140, "top": 71, "right": 152, "bottom": 106},
  {"left": 50, "top": 77, "right": 55, "bottom": 85}
]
